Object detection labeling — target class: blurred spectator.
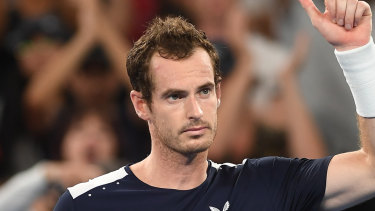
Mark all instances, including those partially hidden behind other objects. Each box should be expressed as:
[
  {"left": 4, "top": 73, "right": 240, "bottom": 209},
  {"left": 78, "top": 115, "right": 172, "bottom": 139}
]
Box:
[
  {"left": 0, "top": 107, "right": 126, "bottom": 211},
  {"left": 0, "top": 0, "right": 151, "bottom": 181},
  {"left": 0, "top": 0, "right": 72, "bottom": 178},
  {"left": 20, "top": 0, "right": 149, "bottom": 164}
]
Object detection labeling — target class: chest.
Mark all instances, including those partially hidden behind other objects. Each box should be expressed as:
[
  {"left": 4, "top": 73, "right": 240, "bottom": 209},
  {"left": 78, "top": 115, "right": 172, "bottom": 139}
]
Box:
[{"left": 74, "top": 176, "right": 281, "bottom": 211}]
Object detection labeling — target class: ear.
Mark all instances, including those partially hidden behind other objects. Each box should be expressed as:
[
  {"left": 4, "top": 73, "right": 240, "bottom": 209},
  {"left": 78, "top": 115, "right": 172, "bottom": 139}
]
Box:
[
  {"left": 130, "top": 90, "right": 151, "bottom": 121},
  {"left": 216, "top": 83, "right": 221, "bottom": 108}
]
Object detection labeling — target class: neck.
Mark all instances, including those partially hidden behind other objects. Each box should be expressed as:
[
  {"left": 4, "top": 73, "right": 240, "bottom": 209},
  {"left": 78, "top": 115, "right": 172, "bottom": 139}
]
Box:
[{"left": 130, "top": 143, "right": 209, "bottom": 190}]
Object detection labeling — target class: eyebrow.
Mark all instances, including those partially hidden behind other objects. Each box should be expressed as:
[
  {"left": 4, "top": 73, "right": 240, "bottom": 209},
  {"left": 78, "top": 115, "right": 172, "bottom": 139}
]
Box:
[
  {"left": 160, "top": 82, "right": 215, "bottom": 99},
  {"left": 161, "top": 89, "right": 187, "bottom": 99},
  {"left": 197, "top": 82, "right": 215, "bottom": 91}
]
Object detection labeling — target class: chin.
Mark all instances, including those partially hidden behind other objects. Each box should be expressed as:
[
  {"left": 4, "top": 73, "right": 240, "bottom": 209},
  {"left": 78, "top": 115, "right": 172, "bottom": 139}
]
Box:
[{"left": 178, "top": 137, "right": 213, "bottom": 155}]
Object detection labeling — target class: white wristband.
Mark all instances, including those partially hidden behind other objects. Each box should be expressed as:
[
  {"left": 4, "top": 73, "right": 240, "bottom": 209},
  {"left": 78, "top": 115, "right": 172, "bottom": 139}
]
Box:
[{"left": 335, "top": 37, "right": 375, "bottom": 118}]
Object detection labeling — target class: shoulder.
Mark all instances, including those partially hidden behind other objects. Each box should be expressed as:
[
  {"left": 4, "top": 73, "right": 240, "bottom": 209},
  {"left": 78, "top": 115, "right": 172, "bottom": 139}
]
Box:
[
  {"left": 238, "top": 156, "right": 334, "bottom": 187},
  {"left": 68, "top": 166, "right": 128, "bottom": 199},
  {"left": 209, "top": 156, "right": 333, "bottom": 179},
  {"left": 207, "top": 157, "right": 293, "bottom": 174},
  {"left": 241, "top": 156, "right": 333, "bottom": 170}
]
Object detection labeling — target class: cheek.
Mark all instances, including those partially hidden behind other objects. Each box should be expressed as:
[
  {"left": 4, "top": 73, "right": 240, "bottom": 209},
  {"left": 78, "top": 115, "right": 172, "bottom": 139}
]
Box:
[
  {"left": 202, "top": 100, "right": 218, "bottom": 116},
  {"left": 150, "top": 109, "right": 180, "bottom": 138},
  {"left": 153, "top": 104, "right": 181, "bottom": 122},
  {"left": 96, "top": 135, "right": 117, "bottom": 159},
  {"left": 153, "top": 112, "right": 171, "bottom": 131},
  {"left": 61, "top": 133, "right": 85, "bottom": 160}
]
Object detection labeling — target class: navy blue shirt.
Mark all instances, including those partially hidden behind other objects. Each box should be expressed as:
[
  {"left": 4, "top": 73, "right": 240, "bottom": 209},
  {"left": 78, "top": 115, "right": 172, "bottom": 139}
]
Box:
[{"left": 54, "top": 156, "right": 332, "bottom": 211}]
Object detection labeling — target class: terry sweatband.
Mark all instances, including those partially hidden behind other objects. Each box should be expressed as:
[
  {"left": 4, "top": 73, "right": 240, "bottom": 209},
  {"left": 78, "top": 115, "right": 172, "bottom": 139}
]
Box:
[{"left": 335, "top": 37, "right": 375, "bottom": 118}]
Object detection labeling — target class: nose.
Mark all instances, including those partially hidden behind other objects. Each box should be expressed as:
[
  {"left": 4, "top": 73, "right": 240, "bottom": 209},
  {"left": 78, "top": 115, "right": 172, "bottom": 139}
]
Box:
[{"left": 185, "top": 96, "right": 203, "bottom": 120}]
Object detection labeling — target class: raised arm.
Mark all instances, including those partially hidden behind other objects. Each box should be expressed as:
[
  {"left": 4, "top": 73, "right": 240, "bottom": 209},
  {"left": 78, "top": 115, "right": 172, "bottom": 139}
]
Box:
[
  {"left": 278, "top": 33, "right": 327, "bottom": 159},
  {"left": 95, "top": 0, "right": 132, "bottom": 90},
  {"left": 299, "top": 0, "right": 375, "bottom": 210},
  {"left": 24, "top": 0, "right": 97, "bottom": 131}
]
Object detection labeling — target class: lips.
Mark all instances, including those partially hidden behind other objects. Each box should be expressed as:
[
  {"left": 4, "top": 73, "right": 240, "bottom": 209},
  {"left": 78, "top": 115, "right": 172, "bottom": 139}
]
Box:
[
  {"left": 181, "top": 126, "right": 211, "bottom": 137},
  {"left": 183, "top": 126, "right": 208, "bottom": 132},
  {"left": 180, "top": 120, "right": 211, "bottom": 135}
]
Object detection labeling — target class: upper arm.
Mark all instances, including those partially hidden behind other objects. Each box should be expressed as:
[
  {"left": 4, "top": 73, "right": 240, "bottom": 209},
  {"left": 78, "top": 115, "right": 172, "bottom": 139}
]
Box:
[{"left": 322, "top": 150, "right": 375, "bottom": 210}]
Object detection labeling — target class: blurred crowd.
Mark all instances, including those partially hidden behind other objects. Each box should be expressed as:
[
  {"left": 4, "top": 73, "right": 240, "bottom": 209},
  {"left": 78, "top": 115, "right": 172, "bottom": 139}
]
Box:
[{"left": 0, "top": 0, "right": 373, "bottom": 210}]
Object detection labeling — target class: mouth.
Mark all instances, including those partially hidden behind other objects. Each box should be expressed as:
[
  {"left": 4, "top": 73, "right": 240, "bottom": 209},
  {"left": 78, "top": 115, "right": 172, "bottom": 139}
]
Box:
[
  {"left": 181, "top": 126, "right": 210, "bottom": 137},
  {"left": 183, "top": 126, "right": 208, "bottom": 132},
  {"left": 85, "top": 150, "right": 97, "bottom": 163}
]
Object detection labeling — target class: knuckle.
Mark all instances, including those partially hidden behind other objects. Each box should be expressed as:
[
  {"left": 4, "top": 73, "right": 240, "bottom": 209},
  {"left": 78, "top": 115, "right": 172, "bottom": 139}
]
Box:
[{"left": 357, "top": 1, "right": 369, "bottom": 9}]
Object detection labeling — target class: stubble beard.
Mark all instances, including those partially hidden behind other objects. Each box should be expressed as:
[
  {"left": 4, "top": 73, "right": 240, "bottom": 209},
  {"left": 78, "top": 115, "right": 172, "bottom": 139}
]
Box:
[{"left": 152, "top": 118, "right": 217, "bottom": 157}]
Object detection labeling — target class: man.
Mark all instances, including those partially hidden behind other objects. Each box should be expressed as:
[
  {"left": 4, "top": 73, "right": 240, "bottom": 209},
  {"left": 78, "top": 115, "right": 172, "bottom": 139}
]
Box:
[{"left": 54, "top": 0, "right": 375, "bottom": 210}]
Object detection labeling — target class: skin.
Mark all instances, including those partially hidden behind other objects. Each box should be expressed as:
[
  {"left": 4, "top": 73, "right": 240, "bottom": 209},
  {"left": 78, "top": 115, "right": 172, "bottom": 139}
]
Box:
[{"left": 130, "top": 48, "right": 220, "bottom": 190}]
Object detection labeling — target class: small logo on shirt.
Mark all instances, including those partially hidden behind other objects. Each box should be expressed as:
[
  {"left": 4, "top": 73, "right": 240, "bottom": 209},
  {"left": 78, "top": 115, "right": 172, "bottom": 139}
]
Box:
[{"left": 209, "top": 201, "right": 230, "bottom": 211}]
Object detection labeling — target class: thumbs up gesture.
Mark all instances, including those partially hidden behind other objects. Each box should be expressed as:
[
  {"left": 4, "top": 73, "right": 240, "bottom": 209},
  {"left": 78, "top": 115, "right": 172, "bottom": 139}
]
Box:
[{"left": 299, "top": 0, "right": 372, "bottom": 51}]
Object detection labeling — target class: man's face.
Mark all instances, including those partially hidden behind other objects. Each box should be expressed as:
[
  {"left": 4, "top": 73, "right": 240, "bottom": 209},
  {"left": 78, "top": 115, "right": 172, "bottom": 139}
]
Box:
[{"left": 147, "top": 48, "right": 220, "bottom": 156}]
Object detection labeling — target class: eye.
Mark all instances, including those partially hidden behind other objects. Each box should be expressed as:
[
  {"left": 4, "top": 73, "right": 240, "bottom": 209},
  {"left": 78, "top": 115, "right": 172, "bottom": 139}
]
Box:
[
  {"left": 200, "top": 88, "right": 211, "bottom": 97},
  {"left": 201, "top": 88, "right": 210, "bottom": 94},
  {"left": 168, "top": 94, "right": 180, "bottom": 101}
]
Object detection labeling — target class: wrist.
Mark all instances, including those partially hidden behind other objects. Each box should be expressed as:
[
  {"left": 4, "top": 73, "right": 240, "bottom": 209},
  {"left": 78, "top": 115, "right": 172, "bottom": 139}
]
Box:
[
  {"left": 335, "top": 37, "right": 372, "bottom": 52},
  {"left": 335, "top": 36, "right": 375, "bottom": 117}
]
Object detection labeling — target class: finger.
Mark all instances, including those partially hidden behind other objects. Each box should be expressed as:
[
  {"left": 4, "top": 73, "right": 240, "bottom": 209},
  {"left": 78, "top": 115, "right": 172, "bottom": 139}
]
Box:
[
  {"left": 299, "top": 0, "right": 322, "bottom": 24},
  {"left": 325, "top": 0, "right": 337, "bottom": 23},
  {"left": 336, "top": 0, "right": 347, "bottom": 26},
  {"left": 354, "top": 1, "right": 372, "bottom": 26},
  {"left": 344, "top": 0, "right": 358, "bottom": 30}
]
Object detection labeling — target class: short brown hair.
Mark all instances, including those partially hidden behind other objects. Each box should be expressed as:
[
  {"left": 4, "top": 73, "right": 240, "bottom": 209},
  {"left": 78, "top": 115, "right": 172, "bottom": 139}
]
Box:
[{"left": 126, "top": 16, "right": 221, "bottom": 104}]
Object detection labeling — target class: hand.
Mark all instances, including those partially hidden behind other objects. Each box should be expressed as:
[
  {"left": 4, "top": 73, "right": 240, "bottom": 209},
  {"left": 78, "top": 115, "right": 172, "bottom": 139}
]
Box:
[
  {"left": 299, "top": 0, "right": 372, "bottom": 51},
  {"left": 66, "top": 0, "right": 102, "bottom": 38}
]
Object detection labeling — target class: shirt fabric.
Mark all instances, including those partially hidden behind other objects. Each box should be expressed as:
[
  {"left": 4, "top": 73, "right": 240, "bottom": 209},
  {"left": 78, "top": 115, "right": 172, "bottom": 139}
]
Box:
[
  {"left": 0, "top": 162, "right": 48, "bottom": 211},
  {"left": 54, "top": 156, "right": 332, "bottom": 211}
]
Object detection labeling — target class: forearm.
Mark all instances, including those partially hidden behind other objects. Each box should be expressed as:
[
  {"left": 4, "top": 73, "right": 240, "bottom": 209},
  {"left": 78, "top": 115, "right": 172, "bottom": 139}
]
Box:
[
  {"left": 358, "top": 116, "right": 375, "bottom": 165},
  {"left": 0, "top": 163, "right": 48, "bottom": 211},
  {"left": 98, "top": 16, "right": 132, "bottom": 90},
  {"left": 281, "top": 76, "right": 327, "bottom": 158},
  {"left": 25, "top": 31, "right": 94, "bottom": 112},
  {"left": 335, "top": 37, "right": 375, "bottom": 160}
]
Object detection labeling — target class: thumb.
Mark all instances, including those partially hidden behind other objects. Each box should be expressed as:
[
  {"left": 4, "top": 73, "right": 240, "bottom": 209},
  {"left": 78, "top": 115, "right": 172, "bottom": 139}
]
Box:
[{"left": 299, "top": 0, "right": 322, "bottom": 23}]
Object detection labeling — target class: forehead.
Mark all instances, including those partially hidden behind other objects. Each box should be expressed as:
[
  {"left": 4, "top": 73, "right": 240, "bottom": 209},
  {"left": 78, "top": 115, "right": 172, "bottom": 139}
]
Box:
[{"left": 149, "top": 48, "right": 214, "bottom": 92}]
